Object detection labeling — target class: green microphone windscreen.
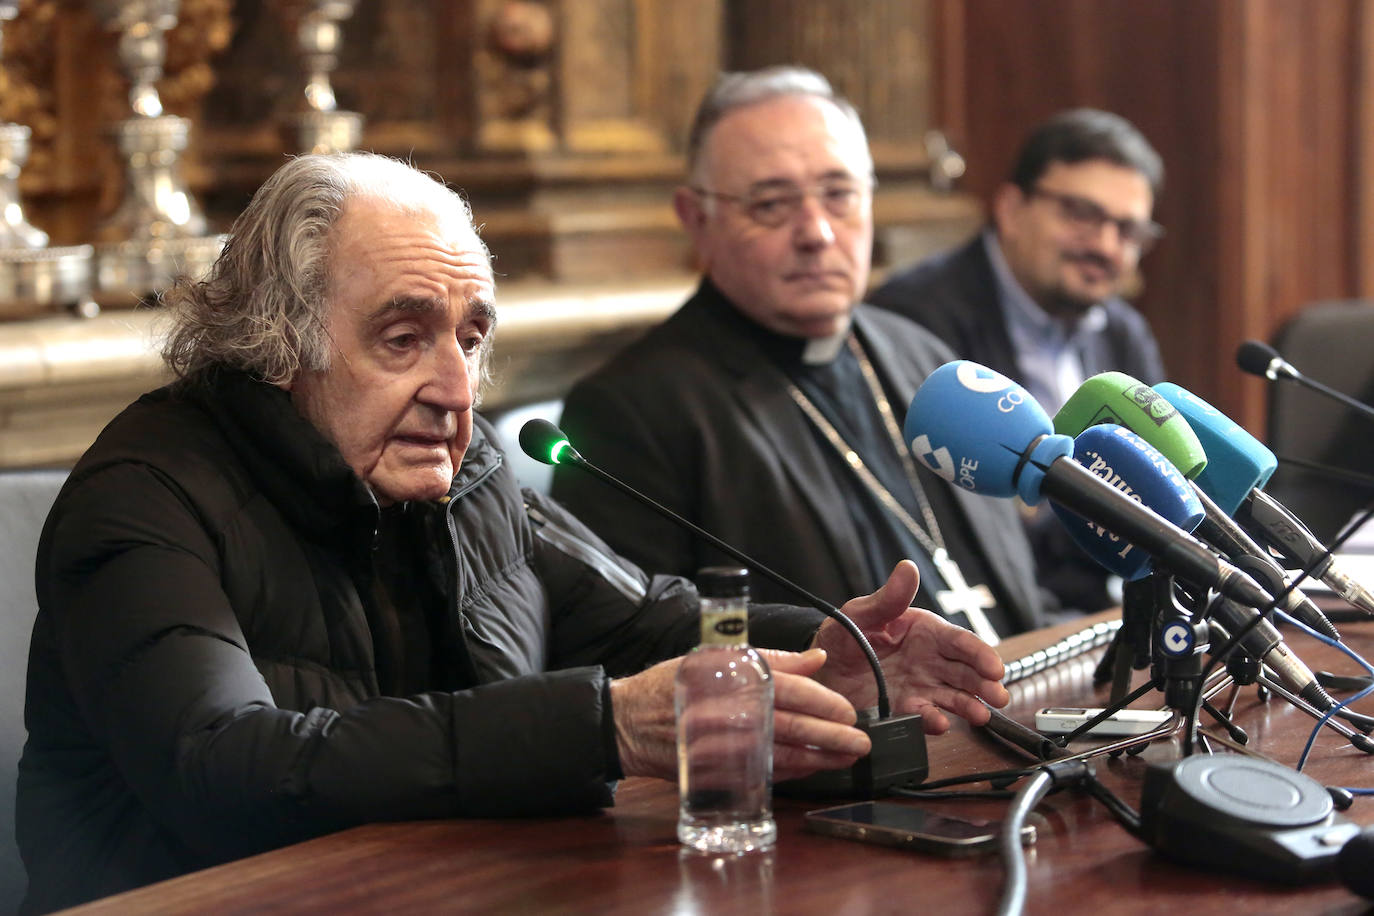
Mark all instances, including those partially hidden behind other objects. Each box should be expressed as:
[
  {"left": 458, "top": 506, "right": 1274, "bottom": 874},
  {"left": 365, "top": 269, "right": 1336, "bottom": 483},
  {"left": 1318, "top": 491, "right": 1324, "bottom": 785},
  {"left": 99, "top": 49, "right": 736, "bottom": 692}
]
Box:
[{"left": 1053, "top": 372, "right": 1208, "bottom": 479}]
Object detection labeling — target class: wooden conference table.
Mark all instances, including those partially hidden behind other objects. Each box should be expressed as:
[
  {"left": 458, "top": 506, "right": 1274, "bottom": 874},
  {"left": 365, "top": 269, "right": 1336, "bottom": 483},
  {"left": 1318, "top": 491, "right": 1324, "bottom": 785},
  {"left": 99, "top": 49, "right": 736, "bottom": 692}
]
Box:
[{"left": 65, "top": 611, "right": 1374, "bottom": 914}]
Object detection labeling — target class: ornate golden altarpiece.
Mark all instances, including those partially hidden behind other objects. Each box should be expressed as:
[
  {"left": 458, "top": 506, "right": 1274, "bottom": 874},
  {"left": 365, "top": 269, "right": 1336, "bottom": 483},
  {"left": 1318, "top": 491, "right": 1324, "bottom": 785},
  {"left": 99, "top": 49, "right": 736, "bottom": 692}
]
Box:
[{"left": 0, "top": 0, "right": 977, "bottom": 467}]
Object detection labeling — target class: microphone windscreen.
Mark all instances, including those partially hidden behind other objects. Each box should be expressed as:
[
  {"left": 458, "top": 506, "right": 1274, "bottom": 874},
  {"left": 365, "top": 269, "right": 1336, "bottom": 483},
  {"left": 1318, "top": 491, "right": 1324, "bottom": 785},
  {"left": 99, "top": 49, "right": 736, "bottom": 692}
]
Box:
[
  {"left": 1338, "top": 824, "right": 1374, "bottom": 899},
  {"left": 903, "top": 360, "right": 1071, "bottom": 504},
  {"left": 1236, "top": 339, "right": 1282, "bottom": 377},
  {"left": 1051, "top": 424, "right": 1205, "bottom": 579},
  {"left": 1053, "top": 372, "right": 1208, "bottom": 479},
  {"left": 1154, "top": 383, "right": 1277, "bottom": 515},
  {"left": 519, "top": 418, "right": 572, "bottom": 466}
]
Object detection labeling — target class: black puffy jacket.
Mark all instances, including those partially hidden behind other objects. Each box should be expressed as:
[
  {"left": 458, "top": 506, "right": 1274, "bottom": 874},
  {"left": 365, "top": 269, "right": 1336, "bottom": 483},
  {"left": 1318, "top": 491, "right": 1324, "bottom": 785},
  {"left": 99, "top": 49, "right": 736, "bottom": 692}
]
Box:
[{"left": 17, "top": 368, "right": 822, "bottom": 912}]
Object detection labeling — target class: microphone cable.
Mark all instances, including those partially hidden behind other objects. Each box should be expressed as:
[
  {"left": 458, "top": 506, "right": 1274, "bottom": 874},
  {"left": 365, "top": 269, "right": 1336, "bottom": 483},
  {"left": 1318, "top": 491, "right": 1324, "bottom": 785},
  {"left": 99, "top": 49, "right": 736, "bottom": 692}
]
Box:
[
  {"left": 996, "top": 765, "right": 1060, "bottom": 916},
  {"left": 994, "top": 758, "right": 1142, "bottom": 916},
  {"left": 1262, "top": 507, "right": 1374, "bottom": 777},
  {"left": 1279, "top": 606, "right": 1374, "bottom": 777},
  {"left": 1184, "top": 495, "right": 1374, "bottom": 757},
  {"left": 896, "top": 703, "right": 1182, "bottom": 797}
]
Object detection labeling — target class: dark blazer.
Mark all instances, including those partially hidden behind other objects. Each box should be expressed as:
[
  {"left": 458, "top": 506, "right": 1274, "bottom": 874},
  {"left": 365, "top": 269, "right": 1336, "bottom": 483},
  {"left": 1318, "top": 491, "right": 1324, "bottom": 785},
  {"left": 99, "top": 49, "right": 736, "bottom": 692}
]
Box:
[
  {"left": 868, "top": 234, "right": 1164, "bottom": 388},
  {"left": 552, "top": 281, "right": 1048, "bottom": 634}
]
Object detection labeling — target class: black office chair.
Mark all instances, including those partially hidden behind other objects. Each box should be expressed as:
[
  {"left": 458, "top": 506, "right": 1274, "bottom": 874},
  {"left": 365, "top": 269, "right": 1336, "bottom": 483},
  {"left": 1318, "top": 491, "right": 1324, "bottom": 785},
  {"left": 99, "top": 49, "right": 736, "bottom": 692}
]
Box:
[
  {"left": 0, "top": 469, "right": 67, "bottom": 916},
  {"left": 1264, "top": 300, "right": 1374, "bottom": 543}
]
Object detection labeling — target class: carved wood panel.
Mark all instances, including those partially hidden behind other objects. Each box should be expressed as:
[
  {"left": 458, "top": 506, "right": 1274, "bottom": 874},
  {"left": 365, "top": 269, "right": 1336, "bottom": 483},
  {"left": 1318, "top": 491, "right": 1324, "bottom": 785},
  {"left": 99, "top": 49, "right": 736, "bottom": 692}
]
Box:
[
  {"left": 725, "top": 0, "right": 934, "bottom": 173},
  {"left": 4, "top": 0, "right": 953, "bottom": 278},
  {"left": 0, "top": 1, "right": 57, "bottom": 178},
  {"left": 2, "top": 0, "right": 231, "bottom": 244}
]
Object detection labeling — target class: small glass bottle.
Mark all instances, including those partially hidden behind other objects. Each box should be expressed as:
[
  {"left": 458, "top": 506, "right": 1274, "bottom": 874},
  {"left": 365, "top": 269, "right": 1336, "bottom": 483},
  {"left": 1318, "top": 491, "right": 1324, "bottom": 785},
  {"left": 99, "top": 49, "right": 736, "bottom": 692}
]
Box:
[{"left": 675, "top": 566, "right": 776, "bottom": 853}]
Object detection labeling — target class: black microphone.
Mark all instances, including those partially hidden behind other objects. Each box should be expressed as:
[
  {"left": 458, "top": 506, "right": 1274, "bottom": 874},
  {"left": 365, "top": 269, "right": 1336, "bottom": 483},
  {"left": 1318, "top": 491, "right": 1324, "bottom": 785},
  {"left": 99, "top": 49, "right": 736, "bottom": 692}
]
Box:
[
  {"left": 1189, "top": 486, "right": 1341, "bottom": 640},
  {"left": 1235, "top": 339, "right": 1374, "bottom": 611},
  {"left": 1237, "top": 339, "right": 1374, "bottom": 422},
  {"left": 1237, "top": 488, "right": 1374, "bottom": 616},
  {"left": 519, "top": 418, "right": 929, "bottom": 799}
]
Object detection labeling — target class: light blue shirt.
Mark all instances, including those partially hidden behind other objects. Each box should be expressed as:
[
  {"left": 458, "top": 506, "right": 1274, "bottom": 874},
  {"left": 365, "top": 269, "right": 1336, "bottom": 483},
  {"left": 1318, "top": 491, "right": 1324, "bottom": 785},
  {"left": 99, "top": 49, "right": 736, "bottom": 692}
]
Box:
[{"left": 983, "top": 229, "right": 1107, "bottom": 413}]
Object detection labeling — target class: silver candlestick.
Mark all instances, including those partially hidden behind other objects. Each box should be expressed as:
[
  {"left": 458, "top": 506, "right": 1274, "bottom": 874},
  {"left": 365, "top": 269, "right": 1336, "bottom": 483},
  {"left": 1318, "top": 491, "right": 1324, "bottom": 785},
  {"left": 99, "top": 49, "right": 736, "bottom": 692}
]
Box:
[
  {"left": 89, "top": 0, "right": 222, "bottom": 307},
  {"left": 0, "top": 1, "right": 95, "bottom": 319},
  {"left": 282, "top": 0, "right": 363, "bottom": 153}
]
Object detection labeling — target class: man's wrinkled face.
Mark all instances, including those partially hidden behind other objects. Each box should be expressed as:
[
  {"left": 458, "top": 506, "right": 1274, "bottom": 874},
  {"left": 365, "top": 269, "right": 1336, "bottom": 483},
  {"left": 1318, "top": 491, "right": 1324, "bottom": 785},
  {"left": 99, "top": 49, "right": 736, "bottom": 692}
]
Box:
[
  {"left": 994, "top": 159, "right": 1156, "bottom": 317},
  {"left": 675, "top": 94, "right": 874, "bottom": 339},
  {"left": 286, "top": 196, "right": 496, "bottom": 505}
]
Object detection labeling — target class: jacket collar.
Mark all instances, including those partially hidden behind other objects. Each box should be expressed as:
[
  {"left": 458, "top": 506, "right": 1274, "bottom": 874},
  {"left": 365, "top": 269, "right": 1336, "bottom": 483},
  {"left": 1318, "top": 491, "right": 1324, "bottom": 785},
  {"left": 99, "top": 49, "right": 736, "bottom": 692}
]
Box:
[{"left": 184, "top": 367, "right": 500, "bottom": 540}]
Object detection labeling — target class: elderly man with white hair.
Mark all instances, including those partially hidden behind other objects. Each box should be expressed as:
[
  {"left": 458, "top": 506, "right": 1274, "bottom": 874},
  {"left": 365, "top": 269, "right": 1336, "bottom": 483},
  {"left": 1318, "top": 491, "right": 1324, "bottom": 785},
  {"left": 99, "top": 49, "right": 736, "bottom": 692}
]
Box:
[{"left": 17, "top": 151, "right": 1008, "bottom": 913}]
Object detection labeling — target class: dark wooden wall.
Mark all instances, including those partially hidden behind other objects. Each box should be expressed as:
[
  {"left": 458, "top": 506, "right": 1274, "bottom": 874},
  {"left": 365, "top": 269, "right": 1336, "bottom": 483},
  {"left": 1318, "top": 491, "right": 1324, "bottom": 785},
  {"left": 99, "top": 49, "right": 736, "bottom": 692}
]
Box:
[{"left": 937, "top": 0, "right": 1374, "bottom": 433}]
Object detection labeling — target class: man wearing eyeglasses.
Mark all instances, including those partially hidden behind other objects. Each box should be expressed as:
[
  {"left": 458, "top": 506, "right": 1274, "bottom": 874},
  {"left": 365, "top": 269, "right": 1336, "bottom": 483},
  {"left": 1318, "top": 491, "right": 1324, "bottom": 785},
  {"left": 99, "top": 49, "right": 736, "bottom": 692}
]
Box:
[
  {"left": 869, "top": 108, "right": 1165, "bottom": 415},
  {"left": 553, "top": 66, "right": 1054, "bottom": 640},
  {"left": 869, "top": 109, "right": 1165, "bottom": 611}
]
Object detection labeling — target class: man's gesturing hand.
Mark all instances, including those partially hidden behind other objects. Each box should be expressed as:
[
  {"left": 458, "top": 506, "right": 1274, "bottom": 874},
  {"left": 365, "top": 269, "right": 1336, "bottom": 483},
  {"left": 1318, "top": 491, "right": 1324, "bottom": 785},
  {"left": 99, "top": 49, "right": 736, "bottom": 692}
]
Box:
[{"left": 810, "top": 560, "right": 1010, "bottom": 734}]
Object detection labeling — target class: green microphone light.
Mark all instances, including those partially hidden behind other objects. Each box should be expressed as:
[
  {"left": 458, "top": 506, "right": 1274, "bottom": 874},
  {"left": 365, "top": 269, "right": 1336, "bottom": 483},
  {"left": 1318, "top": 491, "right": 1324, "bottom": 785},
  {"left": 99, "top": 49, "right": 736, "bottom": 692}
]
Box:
[{"left": 519, "top": 418, "right": 584, "bottom": 467}]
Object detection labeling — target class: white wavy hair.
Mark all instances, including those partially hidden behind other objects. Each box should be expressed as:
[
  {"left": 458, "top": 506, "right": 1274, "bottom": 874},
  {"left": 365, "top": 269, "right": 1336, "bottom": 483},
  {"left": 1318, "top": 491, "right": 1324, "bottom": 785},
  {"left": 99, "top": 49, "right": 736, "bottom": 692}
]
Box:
[{"left": 162, "top": 152, "right": 492, "bottom": 386}]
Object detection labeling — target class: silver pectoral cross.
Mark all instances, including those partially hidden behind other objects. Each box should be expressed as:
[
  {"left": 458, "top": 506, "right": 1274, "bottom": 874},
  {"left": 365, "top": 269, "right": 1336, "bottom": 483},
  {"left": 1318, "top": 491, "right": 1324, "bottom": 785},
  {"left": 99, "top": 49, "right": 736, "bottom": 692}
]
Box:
[{"left": 932, "top": 548, "right": 1000, "bottom": 645}]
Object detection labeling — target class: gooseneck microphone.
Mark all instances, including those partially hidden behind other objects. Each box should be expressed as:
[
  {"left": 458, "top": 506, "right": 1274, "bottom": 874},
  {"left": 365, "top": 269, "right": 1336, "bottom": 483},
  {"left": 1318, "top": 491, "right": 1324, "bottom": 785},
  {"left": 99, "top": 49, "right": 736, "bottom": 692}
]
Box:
[
  {"left": 1230, "top": 343, "right": 1374, "bottom": 613},
  {"left": 519, "top": 418, "right": 928, "bottom": 798},
  {"left": 903, "top": 361, "right": 1275, "bottom": 612},
  {"left": 1237, "top": 339, "right": 1374, "bottom": 422},
  {"left": 518, "top": 419, "right": 886, "bottom": 710}
]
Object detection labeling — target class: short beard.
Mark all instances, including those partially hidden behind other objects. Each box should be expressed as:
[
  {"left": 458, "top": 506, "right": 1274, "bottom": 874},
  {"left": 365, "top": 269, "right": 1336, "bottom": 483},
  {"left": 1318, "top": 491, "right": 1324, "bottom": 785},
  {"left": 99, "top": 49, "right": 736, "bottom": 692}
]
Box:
[
  {"left": 1042, "top": 288, "right": 1103, "bottom": 318},
  {"left": 1039, "top": 252, "right": 1117, "bottom": 318}
]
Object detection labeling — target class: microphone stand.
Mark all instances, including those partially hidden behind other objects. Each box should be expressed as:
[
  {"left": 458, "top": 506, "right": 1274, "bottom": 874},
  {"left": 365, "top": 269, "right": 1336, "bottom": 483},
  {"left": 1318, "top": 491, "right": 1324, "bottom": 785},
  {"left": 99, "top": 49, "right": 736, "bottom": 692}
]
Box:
[
  {"left": 1094, "top": 577, "right": 1158, "bottom": 705},
  {"left": 1061, "top": 573, "right": 1230, "bottom": 753},
  {"left": 1186, "top": 589, "right": 1374, "bottom": 751},
  {"left": 1003, "top": 554, "right": 1373, "bottom": 765},
  {"left": 1065, "top": 573, "right": 1374, "bottom": 757}
]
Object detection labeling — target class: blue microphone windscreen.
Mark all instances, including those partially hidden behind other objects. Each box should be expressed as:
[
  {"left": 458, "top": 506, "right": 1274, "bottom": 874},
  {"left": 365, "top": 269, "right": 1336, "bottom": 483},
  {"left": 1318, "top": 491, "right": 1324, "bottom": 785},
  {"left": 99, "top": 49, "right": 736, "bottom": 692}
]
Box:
[
  {"left": 904, "top": 361, "right": 1070, "bottom": 504},
  {"left": 1154, "top": 383, "right": 1277, "bottom": 515},
  {"left": 1052, "top": 424, "right": 1205, "bottom": 580}
]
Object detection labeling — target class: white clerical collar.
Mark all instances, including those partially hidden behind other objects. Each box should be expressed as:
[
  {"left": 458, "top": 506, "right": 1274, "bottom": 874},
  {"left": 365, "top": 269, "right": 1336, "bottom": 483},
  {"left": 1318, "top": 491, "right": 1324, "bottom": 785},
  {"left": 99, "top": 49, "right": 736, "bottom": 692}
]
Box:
[{"left": 801, "top": 320, "right": 852, "bottom": 365}]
